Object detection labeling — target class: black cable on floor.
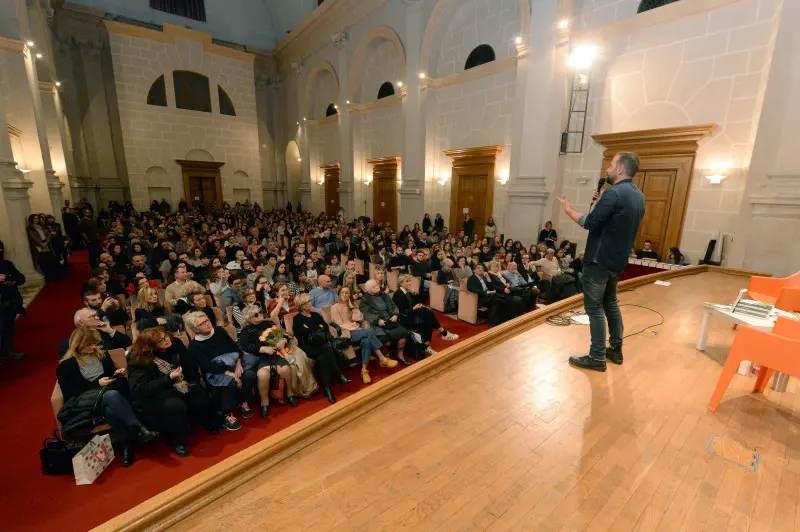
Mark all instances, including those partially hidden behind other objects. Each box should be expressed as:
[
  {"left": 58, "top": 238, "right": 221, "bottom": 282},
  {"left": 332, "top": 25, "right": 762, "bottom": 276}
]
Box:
[{"left": 544, "top": 303, "right": 664, "bottom": 340}]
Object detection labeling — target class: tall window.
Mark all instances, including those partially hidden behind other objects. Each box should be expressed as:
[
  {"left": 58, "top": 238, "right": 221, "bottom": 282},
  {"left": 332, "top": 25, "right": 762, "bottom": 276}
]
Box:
[
  {"left": 464, "top": 44, "right": 496, "bottom": 70},
  {"left": 149, "top": 0, "right": 206, "bottom": 22},
  {"left": 173, "top": 71, "right": 211, "bottom": 113},
  {"left": 326, "top": 103, "right": 338, "bottom": 117},
  {"left": 147, "top": 75, "right": 167, "bottom": 107},
  {"left": 377, "top": 81, "right": 395, "bottom": 99},
  {"left": 218, "top": 86, "right": 236, "bottom": 116},
  {"left": 637, "top": 0, "right": 679, "bottom": 13}
]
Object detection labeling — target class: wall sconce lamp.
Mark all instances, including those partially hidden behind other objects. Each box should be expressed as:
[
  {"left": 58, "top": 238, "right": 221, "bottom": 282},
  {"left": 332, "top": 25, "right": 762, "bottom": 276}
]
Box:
[
  {"left": 705, "top": 173, "right": 726, "bottom": 185},
  {"left": 515, "top": 36, "right": 522, "bottom": 45},
  {"left": 296, "top": 157, "right": 302, "bottom": 162},
  {"left": 397, "top": 81, "right": 404, "bottom": 87},
  {"left": 496, "top": 169, "right": 510, "bottom": 186},
  {"left": 558, "top": 19, "right": 570, "bottom": 29},
  {"left": 17, "top": 167, "right": 32, "bottom": 173},
  {"left": 364, "top": 175, "right": 373, "bottom": 186},
  {"left": 35, "top": 53, "right": 43, "bottom": 59},
  {"left": 26, "top": 41, "right": 34, "bottom": 47},
  {"left": 419, "top": 72, "right": 426, "bottom": 80}
]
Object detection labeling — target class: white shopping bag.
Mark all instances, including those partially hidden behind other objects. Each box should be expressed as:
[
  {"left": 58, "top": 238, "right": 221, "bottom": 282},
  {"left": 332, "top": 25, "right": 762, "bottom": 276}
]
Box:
[{"left": 72, "top": 433, "right": 115, "bottom": 485}]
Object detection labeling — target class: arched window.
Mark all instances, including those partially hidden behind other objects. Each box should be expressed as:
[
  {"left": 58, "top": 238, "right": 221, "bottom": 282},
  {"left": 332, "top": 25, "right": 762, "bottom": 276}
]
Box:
[
  {"left": 146, "top": 75, "right": 167, "bottom": 107},
  {"left": 637, "top": 0, "right": 679, "bottom": 13},
  {"left": 218, "top": 86, "right": 236, "bottom": 116},
  {"left": 465, "top": 45, "right": 496, "bottom": 70},
  {"left": 173, "top": 70, "right": 211, "bottom": 113},
  {"left": 326, "top": 103, "right": 338, "bottom": 117},
  {"left": 377, "top": 81, "right": 395, "bottom": 99}
]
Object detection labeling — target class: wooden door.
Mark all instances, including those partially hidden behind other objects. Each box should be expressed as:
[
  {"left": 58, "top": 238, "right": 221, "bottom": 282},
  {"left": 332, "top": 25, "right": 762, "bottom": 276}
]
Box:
[
  {"left": 445, "top": 146, "right": 503, "bottom": 236},
  {"left": 188, "top": 176, "right": 218, "bottom": 214},
  {"left": 633, "top": 170, "right": 676, "bottom": 258},
  {"left": 454, "top": 174, "right": 490, "bottom": 232},
  {"left": 178, "top": 159, "right": 225, "bottom": 213},
  {"left": 321, "top": 163, "right": 341, "bottom": 218},
  {"left": 368, "top": 157, "right": 400, "bottom": 228}
]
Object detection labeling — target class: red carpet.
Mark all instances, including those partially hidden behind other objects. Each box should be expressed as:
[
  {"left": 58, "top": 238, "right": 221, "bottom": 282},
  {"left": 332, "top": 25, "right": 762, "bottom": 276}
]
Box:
[{"left": 0, "top": 251, "right": 487, "bottom": 531}]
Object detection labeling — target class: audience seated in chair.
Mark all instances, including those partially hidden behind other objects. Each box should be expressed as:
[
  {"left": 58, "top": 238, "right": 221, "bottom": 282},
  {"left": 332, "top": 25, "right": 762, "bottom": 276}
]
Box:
[
  {"left": 127, "top": 327, "right": 222, "bottom": 458},
  {"left": 57, "top": 327, "right": 159, "bottom": 467},
  {"left": 393, "top": 274, "right": 459, "bottom": 357},
  {"left": 59, "top": 308, "right": 132, "bottom": 358},
  {"left": 360, "top": 279, "right": 410, "bottom": 365}
]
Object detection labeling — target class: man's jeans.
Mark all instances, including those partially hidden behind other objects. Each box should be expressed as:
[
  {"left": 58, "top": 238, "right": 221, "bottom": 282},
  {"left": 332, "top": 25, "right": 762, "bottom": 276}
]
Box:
[{"left": 582, "top": 262, "right": 623, "bottom": 361}]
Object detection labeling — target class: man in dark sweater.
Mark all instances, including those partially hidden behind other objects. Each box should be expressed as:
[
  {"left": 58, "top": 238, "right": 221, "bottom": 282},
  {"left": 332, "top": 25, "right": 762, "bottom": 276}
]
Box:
[
  {"left": 186, "top": 311, "right": 257, "bottom": 431},
  {"left": 58, "top": 308, "right": 132, "bottom": 358},
  {"left": 83, "top": 290, "right": 130, "bottom": 327},
  {"left": 0, "top": 241, "right": 27, "bottom": 362}
]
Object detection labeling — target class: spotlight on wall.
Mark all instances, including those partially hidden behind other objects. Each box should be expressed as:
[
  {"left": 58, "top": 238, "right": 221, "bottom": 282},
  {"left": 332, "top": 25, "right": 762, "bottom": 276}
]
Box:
[
  {"left": 346, "top": 100, "right": 350, "bottom": 104},
  {"left": 55, "top": 81, "right": 61, "bottom": 87},
  {"left": 419, "top": 72, "right": 426, "bottom": 79},
  {"left": 566, "top": 44, "right": 598, "bottom": 69},
  {"left": 705, "top": 173, "right": 727, "bottom": 185},
  {"left": 303, "top": 117, "right": 307, "bottom": 121},
  {"left": 558, "top": 19, "right": 570, "bottom": 29},
  {"left": 397, "top": 81, "right": 404, "bottom": 87},
  {"left": 35, "top": 53, "right": 43, "bottom": 59},
  {"left": 296, "top": 121, "right": 299, "bottom": 125},
  {"left": 26, "top": 41, "right": 34, "bottom": 47},
  {"left": 515, "top": 36, "right": 522, "bottom": 45},
  {"left": 496, "top": 168, "right": 510, "bottom": 186},
  {"left": 17, "top": 167, "right": 32, "bottom": 173},
  {"left": 296, "top": 157, "right": 302, "bottom": 162}
]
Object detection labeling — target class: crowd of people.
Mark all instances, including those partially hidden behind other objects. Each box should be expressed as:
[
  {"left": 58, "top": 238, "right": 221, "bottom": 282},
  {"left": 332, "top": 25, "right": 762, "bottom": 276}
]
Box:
[{"left": 0, "top": 193, "right": 683, "bottom": 470}]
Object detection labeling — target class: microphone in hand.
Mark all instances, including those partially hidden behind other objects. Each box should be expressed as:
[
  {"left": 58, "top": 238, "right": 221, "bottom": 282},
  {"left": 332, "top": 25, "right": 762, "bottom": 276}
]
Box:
[{"left": 590, "top": 177, "right": 607, "bottom": 208}]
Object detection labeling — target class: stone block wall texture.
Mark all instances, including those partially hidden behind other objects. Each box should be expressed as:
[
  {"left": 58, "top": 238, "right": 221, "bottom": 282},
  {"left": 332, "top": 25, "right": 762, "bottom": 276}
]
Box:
[
  {"left": 557, "top": 0, "right": 778, "bottom": 263},
  {"left": 426, "top": 69, "right": 517, "bottom": 233},
  {"left": 107, "top": 31, "right": 261, "bottom": 210},
  {"left": 307, "top": 121, "right": 340, "bottom": 214},
  {"left": 357, "top": 40, "right": 403, "bottom": 104},
  {"left": 432, "top": 0, "right": 520, "bottom": 78}
]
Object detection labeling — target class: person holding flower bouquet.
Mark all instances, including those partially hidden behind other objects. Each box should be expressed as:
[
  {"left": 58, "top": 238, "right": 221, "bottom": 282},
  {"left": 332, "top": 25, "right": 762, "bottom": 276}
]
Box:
[{"left": 238, "top": 305, "right": 317, "bottom": 416}]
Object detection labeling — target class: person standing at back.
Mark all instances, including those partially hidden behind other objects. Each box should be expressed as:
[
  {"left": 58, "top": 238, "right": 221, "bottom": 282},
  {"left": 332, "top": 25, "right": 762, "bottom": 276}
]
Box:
[{"left": 556, "top": 152, "right": 645, "bottom": 372}]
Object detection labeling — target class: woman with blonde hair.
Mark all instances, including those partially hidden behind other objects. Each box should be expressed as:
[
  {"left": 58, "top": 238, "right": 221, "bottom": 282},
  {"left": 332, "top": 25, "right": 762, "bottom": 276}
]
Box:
[
  {"left": 134, "top": 286, "right": 164, "bottom": 322},
  {"left": 331, "top": 285, "right": 398, "bottom": 384},
  {"left": 127, "top": 327, "right": 221, "bottom": 457},
  {"left": 341, "top": 270, "right": 363, "bottom": 300},
  {"left": 57, "top": 327, "right": 159, "bottom": 467}
]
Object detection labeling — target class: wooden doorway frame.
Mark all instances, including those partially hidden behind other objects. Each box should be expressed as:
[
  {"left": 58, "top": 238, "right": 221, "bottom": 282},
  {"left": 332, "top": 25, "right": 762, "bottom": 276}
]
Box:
[
  {"left": 368, "top": 156, "right": 400, "bottom": 228},
  {"left": 176, "top": 159, "right": 225, "bottom": 210},
  {"left": 591, "top": 125, "right": 716, "bottom": 256},
  {"left": 320, "top": 163, "right": 341, "bottom": 217},
  {"left": 444, "top": 145, "right": 503, "bottom": 234}
]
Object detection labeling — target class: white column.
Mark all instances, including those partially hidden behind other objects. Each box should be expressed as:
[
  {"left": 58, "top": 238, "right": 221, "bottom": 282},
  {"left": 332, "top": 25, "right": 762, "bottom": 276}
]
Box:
[
  {"left": 295, "top": 63, "right": 312, "bottom": 211},
  {"left": 0, "top": 53, "right": 38, "bottom": 277},
  {"left": 399, "top": 0, "right": 426, "bottom": 228},
  {"left": 727, "top": 0, "right": 800, "bottom": 275},
  {"left": 334, "top": 31, "right": 355, "bottom": 219},
  {"left": 269, "top": 79, "right": 286, "bottom": 209},
  {"left": 506, "top": 0, "right": 567, "bottom": 243},
  {"left": 51, "top": 86, "right": 76, "bottom": 203}
]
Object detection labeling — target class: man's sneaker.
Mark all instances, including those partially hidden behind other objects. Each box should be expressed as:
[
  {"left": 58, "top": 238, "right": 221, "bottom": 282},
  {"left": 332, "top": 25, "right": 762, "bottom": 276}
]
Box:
[
  {"left": 606, "top": 346, "right": 623, "bottom": 365},
  {"left": 223, "top": 414, "right": 242, "bottom": 431},
  {"left": 568, "top": 355, "right": 607, "bottom": 372},
  {"left": 441, "top": 331, "right": 459, "bottom": 341},
  {"left": 241, "top": 403, "right": 254, "bottom": 419},
  {"left": 425, "top": 346, "right": 438, "bottom": 356}
]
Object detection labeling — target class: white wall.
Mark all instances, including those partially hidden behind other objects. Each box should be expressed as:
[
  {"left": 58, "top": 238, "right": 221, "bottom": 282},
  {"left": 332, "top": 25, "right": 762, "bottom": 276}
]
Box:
[
  {"left": 107, "top": 29, "right": 261, "bottom": 210},
  {"left": 558, "top": 0, "right": 779, "bottom": 263}
]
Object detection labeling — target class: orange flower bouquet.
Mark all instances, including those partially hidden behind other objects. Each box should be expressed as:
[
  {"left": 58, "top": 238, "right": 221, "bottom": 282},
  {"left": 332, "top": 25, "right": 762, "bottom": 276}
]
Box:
[{"left": 259, "top": 324, "right": 293, "bottom": 357}]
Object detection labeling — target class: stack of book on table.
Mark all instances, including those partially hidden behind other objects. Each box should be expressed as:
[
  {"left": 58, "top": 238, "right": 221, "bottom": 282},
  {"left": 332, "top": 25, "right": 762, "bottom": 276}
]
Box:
[{"left": 732, "top": 299, "right": 773, "bottom": 319}]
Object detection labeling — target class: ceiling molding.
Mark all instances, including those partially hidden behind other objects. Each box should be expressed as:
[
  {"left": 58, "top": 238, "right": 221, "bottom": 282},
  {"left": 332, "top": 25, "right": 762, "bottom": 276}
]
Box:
[
  {"left": 104, "top": 21, "right": 255, "bottom": 64},
  {"left": 274, "top": 0, "right": 390, "bottom": 76}
]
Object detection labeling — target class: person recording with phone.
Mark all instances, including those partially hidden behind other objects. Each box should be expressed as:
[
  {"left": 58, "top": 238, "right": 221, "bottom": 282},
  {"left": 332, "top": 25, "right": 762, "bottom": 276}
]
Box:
[
  {"left": 557, "top": 152, "right": 645, "bottom": 372},
  {"left": 58, "top": 308, "right": 132, "bottom": 358},
  {"left": 82, "top": 289, "right": 129, "bottom": 327}
]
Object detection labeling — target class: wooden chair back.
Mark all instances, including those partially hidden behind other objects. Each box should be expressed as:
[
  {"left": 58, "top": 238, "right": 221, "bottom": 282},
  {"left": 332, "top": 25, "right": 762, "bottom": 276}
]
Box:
[
  {"left": 354, "top": 258, "right": 365, "bottom": 275},
  {"left": 429, "top": 271, "right": 446, "bottom": 312},
  {"left": 321, "top": 306, "right": 333, "bottom": 324},
  {"left": 387, "top": 270, "right": 399, "bottom": 292},
  {"left": 457, "top": 278, "right": 478, "bottom": 324},
  {"left": 284, "top": 312, "right": 297, "bottom": 336},
  {"left": 369, "top": 262, "right": 377, "bottom": 280}
]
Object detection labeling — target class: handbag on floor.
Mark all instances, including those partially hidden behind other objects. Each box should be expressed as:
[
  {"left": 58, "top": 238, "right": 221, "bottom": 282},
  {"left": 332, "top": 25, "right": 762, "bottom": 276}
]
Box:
[
  {"left": 40, "top": 434, "right": 82, "bottom": 475},
  {"left": 72, "top": 433, "right": 115, "bottom": 485}
]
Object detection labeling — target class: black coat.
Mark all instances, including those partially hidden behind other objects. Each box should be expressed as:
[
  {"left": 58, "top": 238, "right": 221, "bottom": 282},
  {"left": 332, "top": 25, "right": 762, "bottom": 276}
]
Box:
[
  {"left": 56, "top": 355, "right": 119, "bottom": 402},
  {"left": 467, "top": 274, "right": 494, "bottom": 297},
  {"left": 392, "top": 289, "right": 420, "bottom": 326},
  {"left": 127, "top": 360, "right": 176, "bottom": 411},
  {"left": 0, "top": 259, "right": 25, "bottom": 316}
]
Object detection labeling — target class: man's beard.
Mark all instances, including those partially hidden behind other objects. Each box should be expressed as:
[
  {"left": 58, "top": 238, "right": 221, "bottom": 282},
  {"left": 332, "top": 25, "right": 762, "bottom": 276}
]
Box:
[{"left": 606, "top": 171, "right": 617, "bottom": 185}]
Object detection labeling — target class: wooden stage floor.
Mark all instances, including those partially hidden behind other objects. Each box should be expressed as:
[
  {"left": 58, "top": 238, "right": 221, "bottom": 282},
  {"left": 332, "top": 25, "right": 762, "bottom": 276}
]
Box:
[{"left": 171, "top": 272, "right": 800, "bottom": 531}]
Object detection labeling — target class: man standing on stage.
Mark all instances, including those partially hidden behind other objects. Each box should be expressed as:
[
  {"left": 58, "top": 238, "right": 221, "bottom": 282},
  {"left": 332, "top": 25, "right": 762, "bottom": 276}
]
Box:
[{"left": 556, "top": 152, "right": 645, "bottom": 372}]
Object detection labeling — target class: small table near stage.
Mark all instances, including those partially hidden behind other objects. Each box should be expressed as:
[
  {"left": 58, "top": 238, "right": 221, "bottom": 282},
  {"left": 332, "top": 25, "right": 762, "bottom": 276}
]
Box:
[{"left": 696, "top": 305, "right": 776, "bottom": 375}]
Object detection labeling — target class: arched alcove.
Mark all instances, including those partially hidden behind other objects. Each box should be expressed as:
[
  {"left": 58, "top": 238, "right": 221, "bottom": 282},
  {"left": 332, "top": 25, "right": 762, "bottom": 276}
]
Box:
[
  {"left": 347, "top": 26, "right": 406, "bottom": 104},
  {"left": 147, "top": 75, "right": 167, "bottom": 107},
  {"left": 464, "top": 44, "right": 496, "bottom": 70},
  {"left": 377, "top": 82, "right": 395, "bottom": 99},
  {"left": 285, "top": 140, "right": 302, "bottom": 206},
  {"left": 145, "top": 166, "right": 168, "bottom": 178},
  {"left": 184, "top": 149, "right": 214, "bottom": 161},
  {"left": 233, "top": 170, "right": 249, "bottom": 180},
  {"left": 303, "top": 62, "right": 340, "bottom": 120}
]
